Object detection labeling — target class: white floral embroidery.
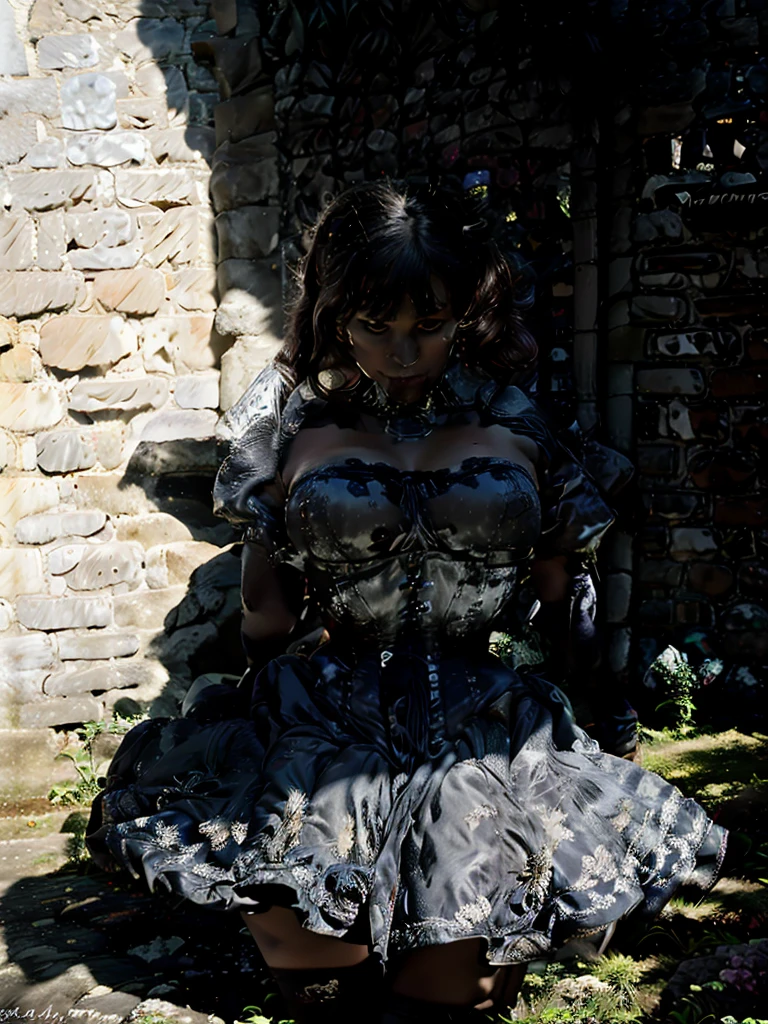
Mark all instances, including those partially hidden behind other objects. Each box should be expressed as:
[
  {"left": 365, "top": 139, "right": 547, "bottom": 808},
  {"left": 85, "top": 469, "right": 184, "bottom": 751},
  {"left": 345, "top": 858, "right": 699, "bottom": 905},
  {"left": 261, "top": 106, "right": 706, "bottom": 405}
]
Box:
[
  {"left": 464, "top": 805, "right": 498, "bottom": 831},
  {"left": 154, "top": 820, "right": 182, "bottom": 850},
  {"left": 538, "top": 805, "right": 574, "bottom": 847},
  {"left": 260, "top": 788, "right": 308, "bottom": 863},
  {"left": 231, "top": 821, "right": 248, "bottom": 845},
  {"left": 454, "top": 895, "right": 492, "bottom": 931},
  {"left": 190, "top": 861, "right": 231, "bottom": 881},
  {"left": 610, "top": 800, "right": 633, "bottom": 834},
  {"left": 199, "top": 817, "right": 233, "bottom": 851},
  {"left": 573, "top": 845, "right": 618, "bottom": 891},
  {"left": 336, "top": 814, "right": 356, "bottom": 858}
]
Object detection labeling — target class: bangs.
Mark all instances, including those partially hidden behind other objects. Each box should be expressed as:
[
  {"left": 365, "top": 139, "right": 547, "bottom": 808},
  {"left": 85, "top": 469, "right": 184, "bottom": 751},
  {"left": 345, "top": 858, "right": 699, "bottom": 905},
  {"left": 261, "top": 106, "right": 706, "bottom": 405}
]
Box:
[{"left": 335, "top": 238, "right": 460, "bottom": 321}]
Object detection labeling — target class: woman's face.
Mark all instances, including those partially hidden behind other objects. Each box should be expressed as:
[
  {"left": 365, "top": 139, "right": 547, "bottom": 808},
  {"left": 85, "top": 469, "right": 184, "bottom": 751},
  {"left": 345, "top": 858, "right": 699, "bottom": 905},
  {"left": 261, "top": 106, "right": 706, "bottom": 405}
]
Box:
[{"left": 343, "top": 276, "right": 457, "bottom": 405}]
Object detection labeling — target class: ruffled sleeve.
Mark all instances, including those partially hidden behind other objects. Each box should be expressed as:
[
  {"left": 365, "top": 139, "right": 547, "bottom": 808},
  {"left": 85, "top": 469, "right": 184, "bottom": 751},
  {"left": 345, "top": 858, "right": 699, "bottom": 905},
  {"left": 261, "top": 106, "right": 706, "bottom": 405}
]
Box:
[
  {"left": 478, "top": 381, "right": 634, "bottom": 563},
  {"left": 211, "top": 363, "right": 292, "bottom": 560}
]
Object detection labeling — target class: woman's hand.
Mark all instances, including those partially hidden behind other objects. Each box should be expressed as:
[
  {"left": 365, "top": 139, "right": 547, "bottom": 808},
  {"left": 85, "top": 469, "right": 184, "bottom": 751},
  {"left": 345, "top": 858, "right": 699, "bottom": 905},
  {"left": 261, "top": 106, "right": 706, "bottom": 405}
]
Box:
[{"left": 529, "top": 555, "right": 570, "bottom": 604}]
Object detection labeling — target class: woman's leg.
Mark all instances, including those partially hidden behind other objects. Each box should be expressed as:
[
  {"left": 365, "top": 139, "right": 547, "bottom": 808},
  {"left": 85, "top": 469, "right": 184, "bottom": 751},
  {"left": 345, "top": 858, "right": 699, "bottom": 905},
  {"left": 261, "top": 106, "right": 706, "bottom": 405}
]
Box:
[
  {"left": 240, "top": 907, "right": 381, "bottom": 1023},
  {"left": 382, "top": 939, "right": 526, "bottom": 1021}
]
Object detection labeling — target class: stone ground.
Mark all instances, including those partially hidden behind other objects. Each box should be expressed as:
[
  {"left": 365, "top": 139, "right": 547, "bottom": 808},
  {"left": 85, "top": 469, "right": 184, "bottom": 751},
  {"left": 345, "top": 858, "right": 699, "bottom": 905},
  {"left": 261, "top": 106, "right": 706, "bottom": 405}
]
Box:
[{"left": 0, "top": 807, "right": 274, "bottom": 1024}]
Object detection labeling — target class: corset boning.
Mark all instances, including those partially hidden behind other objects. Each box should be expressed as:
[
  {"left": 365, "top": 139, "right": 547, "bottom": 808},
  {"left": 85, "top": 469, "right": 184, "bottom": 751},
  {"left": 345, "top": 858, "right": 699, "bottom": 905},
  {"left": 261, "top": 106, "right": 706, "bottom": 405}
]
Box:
[{"left": 285, "top": 457, "right": 540, "bottom": 646}]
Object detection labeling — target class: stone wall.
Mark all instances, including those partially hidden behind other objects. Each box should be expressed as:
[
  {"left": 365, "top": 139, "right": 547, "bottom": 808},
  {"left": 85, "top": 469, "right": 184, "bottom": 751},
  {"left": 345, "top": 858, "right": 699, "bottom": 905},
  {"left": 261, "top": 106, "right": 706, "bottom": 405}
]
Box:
[{"left": 0, "top": 0, "right": 279, "bottom": 800}]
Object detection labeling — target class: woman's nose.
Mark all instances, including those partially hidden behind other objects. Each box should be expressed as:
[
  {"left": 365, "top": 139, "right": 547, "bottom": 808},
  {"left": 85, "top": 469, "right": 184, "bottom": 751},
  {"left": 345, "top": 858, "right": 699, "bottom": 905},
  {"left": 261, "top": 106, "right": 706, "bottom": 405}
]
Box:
[{"left": 390, "top": 333, "right": 419, "bottom": 368}]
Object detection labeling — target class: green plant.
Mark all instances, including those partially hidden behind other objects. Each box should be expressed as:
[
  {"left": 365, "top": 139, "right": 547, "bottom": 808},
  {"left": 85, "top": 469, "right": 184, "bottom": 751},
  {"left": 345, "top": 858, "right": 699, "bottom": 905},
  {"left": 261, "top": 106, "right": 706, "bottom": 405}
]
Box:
[
  {"left": 235, "top": 1006, "right": 293, "bottom": 1024},
  {"left": 648, "top": 646, "right": 699, "bottom": 735},
  {"left": 131, "top": 1014, "right": 179, "bottom": 1024},
  {"left": 590, "top": 952, "right": 642, "bottom": 1009},
  {"left": 48, "top": 712, "right": 148, "bottom": 808}
]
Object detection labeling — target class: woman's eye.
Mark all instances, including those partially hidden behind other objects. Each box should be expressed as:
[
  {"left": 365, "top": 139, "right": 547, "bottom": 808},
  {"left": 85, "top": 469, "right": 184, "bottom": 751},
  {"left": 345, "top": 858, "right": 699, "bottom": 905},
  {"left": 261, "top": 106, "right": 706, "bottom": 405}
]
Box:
[
  {"left": 360, "top": 320, "right": 389, "bottom": 334},
  {"left": 418, "top": 320, "right": 443, "bottom": 332}
]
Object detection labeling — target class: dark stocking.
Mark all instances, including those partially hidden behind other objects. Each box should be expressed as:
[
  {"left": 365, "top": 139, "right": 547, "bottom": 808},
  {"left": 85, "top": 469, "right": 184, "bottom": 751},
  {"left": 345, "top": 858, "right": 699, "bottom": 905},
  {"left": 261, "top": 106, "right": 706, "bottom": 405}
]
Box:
[{"left": 269, "top": 954, "right": 384, "bottom": 1024}]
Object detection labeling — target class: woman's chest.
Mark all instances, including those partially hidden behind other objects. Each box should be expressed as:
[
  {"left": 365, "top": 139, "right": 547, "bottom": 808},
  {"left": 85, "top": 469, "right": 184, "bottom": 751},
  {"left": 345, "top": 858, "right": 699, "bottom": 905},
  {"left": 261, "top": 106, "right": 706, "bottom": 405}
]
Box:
[{"left": 285, "top": 457, "right": 541, "bottom": 564}]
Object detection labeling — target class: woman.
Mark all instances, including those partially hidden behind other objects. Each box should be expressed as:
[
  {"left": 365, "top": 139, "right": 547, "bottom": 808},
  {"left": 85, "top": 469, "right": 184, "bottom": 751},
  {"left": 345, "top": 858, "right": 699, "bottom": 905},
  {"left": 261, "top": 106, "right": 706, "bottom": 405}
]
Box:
[{"left": 86, "top": 180, "right": 728, "bottom": 1024}]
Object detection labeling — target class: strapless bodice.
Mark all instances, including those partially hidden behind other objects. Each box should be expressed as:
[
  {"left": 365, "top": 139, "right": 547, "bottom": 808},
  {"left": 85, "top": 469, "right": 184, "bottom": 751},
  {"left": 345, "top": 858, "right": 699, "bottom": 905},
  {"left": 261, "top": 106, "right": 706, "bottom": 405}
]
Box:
[{"left": 284, "top": 456, "right": 540, "bottom": 645}]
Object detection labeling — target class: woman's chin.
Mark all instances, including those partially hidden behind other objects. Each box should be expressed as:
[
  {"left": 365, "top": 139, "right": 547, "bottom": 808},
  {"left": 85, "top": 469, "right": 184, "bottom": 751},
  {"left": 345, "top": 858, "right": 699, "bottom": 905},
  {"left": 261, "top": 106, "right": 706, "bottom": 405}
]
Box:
[{"left": 382, "top": 374, "right": 430, "bottom": 404}]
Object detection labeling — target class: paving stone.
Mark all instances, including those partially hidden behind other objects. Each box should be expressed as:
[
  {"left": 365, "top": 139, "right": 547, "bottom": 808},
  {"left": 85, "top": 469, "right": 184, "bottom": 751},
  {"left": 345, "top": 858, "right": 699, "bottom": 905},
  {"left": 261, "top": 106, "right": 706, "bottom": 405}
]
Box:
[
  {"left": 16, "top": 594, "right": 112, "bottom": 630},
  {"left": 0, "top": 547, "right": 47, "bottom": 598},
  {"left": 69, "top": 377, "right": 169, "bottom": 412},
  {"left": 58, "top": 630, "right": 139, "bottom": 660},
  {"left": 143, "top": 314, "right": 221, "bottom": 373},
  {"left": 61, "top": 73, "right": 117, "bottom": 130},
  {"left": 113, "top": 585, "right": 186, "bottom": 630},
  {"left": 0, "top": 343, "right": 42, "bottom": 382},
  {"left": 0, "top": 0, "right": 28, "bottom": 74},
  {"left": 66, "top": 131, "right": 148, "bottom": 167},
  {"left": 66, "top": 209, "right": 135, "bottom": 248},
  {"left": 44, "top": 656, "right": 168, "bottom": 696},
  {"left": 40, "top": 315, "right": 138, "bottom": 371},
  {"left": 37, "top": 430, "right": 97, "bottom": 473},
  {"left": 37, "top": 32, "right": 99, "bottom": 68},
  {"left": 138, "top": 408, "right": 217, "bottom": 442},
  {"left": 174, "top": 373, "right": 218, "bottom": 409},
  {"left": 37, "top": 210, "right": 67, "bottom": 270},
  {"left": 68, "top": 241, "right": 143, "bottom": 270},
  {"left": 117, "top": 95, "right": 169, "bottom": 130},
  {"left": 7, "top": 170, "right": 97, "bottom": 211},
  {"left": 47, "top": 542, "right": 87, "bottom": 575},
  {"left": 214, "top": 205, "right": 280, "bottom": 260},
  {"left": 636, "top": 367, "right": 707, "bottom": 396},
  {"left": 92, "top": 268, "right": 165, "bottom": 314},
  {"left": 15, "top": 510, "right": 106, "bottom": 545},
  {"left": 0, "top": 271, "right": 79, "bottom": 318},
  {"left": 0, "top": 78, "right": 59, "bottom": 118},
  {"left": 138, "top": 207, "right": 209, "bottom": 270},
  {"left": 145, "top": 541, "right": 220, "bottom": 590},
  {"left": 68, "top": 989, "right": 143, "bottom": 1024},
  {"left": 167, "top": 268, "right": 217, "bottom": 312},
  {"left": 0, "top": 381, "right": 67, "bottom": 431},
  {"left": 149, "top": 126, "right": 216, "bottom": 164},
  {"left": 17, "top": 693, "right": 103, "bottom": 728}
]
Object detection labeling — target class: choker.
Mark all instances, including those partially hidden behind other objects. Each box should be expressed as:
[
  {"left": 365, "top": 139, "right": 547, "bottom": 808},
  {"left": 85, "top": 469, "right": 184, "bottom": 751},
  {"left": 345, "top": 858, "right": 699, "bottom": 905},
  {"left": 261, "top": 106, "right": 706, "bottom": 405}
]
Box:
[{"left": 358, "top": 380, "right": 441, "bottom": 442}]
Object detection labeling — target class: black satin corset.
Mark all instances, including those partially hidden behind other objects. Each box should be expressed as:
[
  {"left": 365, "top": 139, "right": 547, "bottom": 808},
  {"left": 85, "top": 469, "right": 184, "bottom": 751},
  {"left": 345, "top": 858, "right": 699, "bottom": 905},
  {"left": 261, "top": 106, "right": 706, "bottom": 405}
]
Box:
[{"left": 284, "top": 456, "right": 541, "bottom": 565}]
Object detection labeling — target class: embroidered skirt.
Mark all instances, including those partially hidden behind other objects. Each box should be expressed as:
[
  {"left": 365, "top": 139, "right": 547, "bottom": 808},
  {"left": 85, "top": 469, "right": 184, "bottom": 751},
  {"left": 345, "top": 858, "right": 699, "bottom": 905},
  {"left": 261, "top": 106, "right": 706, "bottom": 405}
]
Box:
[{"left": 85, "top": 642, "right": 727, "bottom": 965}]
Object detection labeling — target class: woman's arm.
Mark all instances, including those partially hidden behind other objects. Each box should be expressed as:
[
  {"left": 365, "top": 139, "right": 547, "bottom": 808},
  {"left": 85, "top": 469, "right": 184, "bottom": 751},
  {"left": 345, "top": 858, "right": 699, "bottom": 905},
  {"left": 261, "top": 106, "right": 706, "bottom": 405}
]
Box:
[{"left": 240, "top": 540, "right": 304, "bottom": 668}]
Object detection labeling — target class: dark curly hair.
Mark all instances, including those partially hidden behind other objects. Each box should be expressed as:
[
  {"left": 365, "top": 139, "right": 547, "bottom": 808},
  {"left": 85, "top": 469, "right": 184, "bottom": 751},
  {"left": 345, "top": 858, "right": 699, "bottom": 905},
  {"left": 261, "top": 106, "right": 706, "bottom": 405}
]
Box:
[{"left": 276, "top": 178, "right": 537, "bottom": 389}]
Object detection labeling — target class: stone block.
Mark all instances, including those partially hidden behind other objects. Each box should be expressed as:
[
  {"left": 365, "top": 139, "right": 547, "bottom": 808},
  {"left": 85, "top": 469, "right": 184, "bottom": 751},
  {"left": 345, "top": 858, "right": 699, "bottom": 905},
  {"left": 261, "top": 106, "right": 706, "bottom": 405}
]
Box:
[
  {"left": 0, "top": 78, "right": 59, "bottom": 118},
  {"left": 670, "top": 527, "right": 719, "bottom": 562},
  {"left": 138, "top": 408, "right": 217, "bottom": 442},
  {"left": 37, "top": 33, "right": 99, "bottom": 68},
  {"left": 58, "top": 630, "right": 139, "bottom": 659},
  {"left": 115, "top": 168, "right": 204, "bottom": 207},
  {"left": 0, "top": 214, "right": 34, "bottom": 271},
  {"left": 0, "top": 271, "right": 79, "bottom": 318},
  {"left": 22, "top": 136, "right": 64, "bottom": 168},
  {"left": 687, "top": 562, "right": 734, "bottom": 597},
  {"left": 149, "top": 126, "right": 215, "bottom": 164},
  {"left": 18, "top": 695, "right": 103, "bottom": 728},
  {"left": 0, "top": 727, "right": 80, "bottom": 799},
  {"left": 59, "top": 541, "right": 145, "bottom": 590},
  {"left": 40, "top": 315, "right": 137, "bottom": 371},
  {"left": 36, "top": 429, "right": 97, "bottom": 473},
  {"left": 636, "top": 368, "right": 706, "bottom": 396},
  {"left": 15, "top": 510, "right": 106, "bottom": 544},
  {"left": 214, "top": 89, "right": 275, "bottom": 147},
  {"left": 214, "top": 205, "right": 280, "bottom": 260},
  {"left": 0, "top": 344, "right": 43, "bottom": 383},
  {"left": 44, "top": 656, "right": 168, "bottom": 696},
  {"left": 94, "top": 423, "right": 125, "bottom": 470},
  {"left": 714, "top": 497, "right": 768, "bottom": 527},
  {"left": 61, "top": 73, "right": 117, "bottom": 130},
  {"left": 0, "top": 548, "right": 46, "bottom": 598},
  {"left": 117, "top": 95, "right": 168, "bottom": 130},
  {"left": 113, "top": 585, "right": 186, "bottom": 629},
  {"left": 220, "top": 334, "right": 282, "bottom": 410},
  {"left": 143, "top": 314, "right": 223, "bottom": 373},
  {"left": 638, "top": 559, "right": 684, "bottom": 587},
  {"left": 139, "top": 207, "right": 212, "bottom": 269},
  {"left": 215, "top": 257, "right": 281, "bottom": 341},
  {"left": 0, "top": 635, "right": 55, "bottom": 684},
  {"left": 68, "top": 241, "right": 142, "bottom": 270},
  {"left": 168, "top": 268, "right": 217, "bottom": 312},
  {"left": 16, "top": 595, "right": 112, "bottom": 630},
  {"left": 7, "top": 169, "right": 96, "bottom": 212},
  {"left": 0, "top": 114, "right": 38, "bottom": 166},
  {"left": 47, "top": 542, "right": 86, "bottom": 575},
  {"left": 174, "top": 373, "right": 219, "bottom": 409},
  {"left": 92, "top": 268, "right": 165, "bottom": 314},
  {"left": 69, "top": 473, "right": 153, "bottom": 517},
  {"left": 0, "top": 381, "right": 66, "bottom": 431},
  {"left": 66, "top": 131, "right": 147, "bottom": 167},
  {"left": 36, "top": 210, "right": 66, "bottom": 271},
  {"left": 145, "top": 540, "right": 220, "bottom": 589},
  {"left": 126, "top": 438, "right": 219, "bottom": 477},
  {"left": 210, "top": 137, "right": 279, "bottom": 211},
  {"left": 115, "top": 18, "right": 184, "bottom": 61},
  {"left": 711, "top": 368, "right": 768, "bottom": 398},
  {"left": 66, "top": 208, "right": 134, "bottom": 248},
  {"left": 69, "top": 376, "right": 168, "bottom": 412},
  {"left": 114, "top": 512, "right": 194, "bottom": 546}
]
